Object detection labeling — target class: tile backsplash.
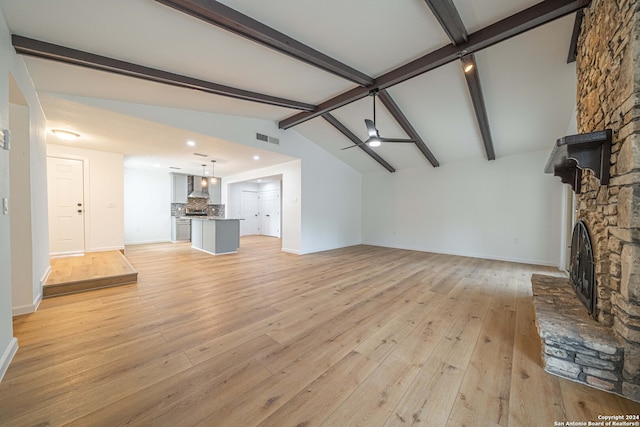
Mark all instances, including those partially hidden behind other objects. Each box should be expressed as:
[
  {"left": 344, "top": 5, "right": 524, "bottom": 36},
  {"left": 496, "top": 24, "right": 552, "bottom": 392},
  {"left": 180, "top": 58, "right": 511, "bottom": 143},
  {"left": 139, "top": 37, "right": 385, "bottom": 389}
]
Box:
[{"left": 171, "top": 202, "right": 225, "bottom": 217}]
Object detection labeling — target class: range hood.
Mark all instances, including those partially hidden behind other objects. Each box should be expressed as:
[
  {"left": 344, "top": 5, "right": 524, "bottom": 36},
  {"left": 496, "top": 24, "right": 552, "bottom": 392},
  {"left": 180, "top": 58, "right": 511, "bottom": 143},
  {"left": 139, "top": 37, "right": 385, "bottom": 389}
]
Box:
[
  {"left": 188, "top": 175, "right": 209, "bottom": 199},
  {"left": 188, "top": 190, "right": 209, "bottom": 199}
]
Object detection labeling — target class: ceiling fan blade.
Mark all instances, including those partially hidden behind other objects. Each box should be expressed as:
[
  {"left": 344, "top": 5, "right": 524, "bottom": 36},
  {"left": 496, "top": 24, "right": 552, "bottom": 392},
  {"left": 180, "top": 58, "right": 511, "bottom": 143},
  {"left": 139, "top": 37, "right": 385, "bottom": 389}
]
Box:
[
  {"left": 364, "top": 119, "right": 378, "bottom": 138},
  {"left": 379, "top": 138, "right": 416, "bottom": 143}
]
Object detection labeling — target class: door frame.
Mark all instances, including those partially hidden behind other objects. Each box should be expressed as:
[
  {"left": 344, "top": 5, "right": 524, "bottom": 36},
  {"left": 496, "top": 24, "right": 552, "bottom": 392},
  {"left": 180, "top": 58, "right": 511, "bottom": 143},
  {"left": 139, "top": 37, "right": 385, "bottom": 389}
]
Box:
[{"left": 47, "top": 156, "right": 86, "bottom": 256}]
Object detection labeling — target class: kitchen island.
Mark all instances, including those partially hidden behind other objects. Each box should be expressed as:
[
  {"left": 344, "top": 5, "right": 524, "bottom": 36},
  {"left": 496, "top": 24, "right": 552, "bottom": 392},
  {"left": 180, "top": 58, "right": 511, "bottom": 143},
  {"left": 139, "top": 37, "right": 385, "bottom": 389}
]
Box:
[{"left": 189, "top": 218, "right": 241, "bottom": 255}]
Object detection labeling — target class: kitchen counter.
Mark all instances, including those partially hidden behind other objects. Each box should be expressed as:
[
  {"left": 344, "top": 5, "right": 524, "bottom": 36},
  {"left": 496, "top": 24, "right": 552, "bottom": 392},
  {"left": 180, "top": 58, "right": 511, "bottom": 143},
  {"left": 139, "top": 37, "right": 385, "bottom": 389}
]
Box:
[
  {"left": 178, "top": 216, "right": 241, "bottom": 221},
  {"left": 190, "top": 218, "right": 241, "bottom": 255}
]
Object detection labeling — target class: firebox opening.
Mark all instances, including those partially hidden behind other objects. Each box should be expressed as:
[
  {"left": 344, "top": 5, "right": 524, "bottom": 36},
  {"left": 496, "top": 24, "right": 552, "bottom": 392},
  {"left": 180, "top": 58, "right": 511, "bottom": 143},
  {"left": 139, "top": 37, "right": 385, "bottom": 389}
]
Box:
[{"left": 569, "top": 220, "right": 596, "bottom": 317}]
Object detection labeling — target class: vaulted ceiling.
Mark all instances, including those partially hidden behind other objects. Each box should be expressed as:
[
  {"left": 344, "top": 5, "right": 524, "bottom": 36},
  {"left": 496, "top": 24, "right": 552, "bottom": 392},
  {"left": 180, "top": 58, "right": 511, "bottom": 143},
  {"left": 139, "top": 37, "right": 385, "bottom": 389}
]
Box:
[{"left": 0, "top": 0, "right": 584, "bottom": 176}]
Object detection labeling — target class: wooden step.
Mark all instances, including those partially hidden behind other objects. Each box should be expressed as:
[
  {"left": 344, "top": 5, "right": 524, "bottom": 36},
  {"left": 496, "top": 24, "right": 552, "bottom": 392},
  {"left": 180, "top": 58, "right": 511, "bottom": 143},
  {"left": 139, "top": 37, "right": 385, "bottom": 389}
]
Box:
[{"left": 44, "top": 251, "right": 138, "bottom": 297}]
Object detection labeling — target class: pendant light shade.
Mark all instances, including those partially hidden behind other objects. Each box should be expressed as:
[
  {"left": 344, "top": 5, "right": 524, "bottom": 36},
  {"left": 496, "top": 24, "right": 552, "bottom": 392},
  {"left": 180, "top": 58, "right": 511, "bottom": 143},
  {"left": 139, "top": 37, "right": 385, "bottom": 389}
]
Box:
[
  {"left": 210, "top": 160, "right": 217, "bottom": 184},
  {"left": 201, "top": 164, "right": 208, "bottom": 187}
]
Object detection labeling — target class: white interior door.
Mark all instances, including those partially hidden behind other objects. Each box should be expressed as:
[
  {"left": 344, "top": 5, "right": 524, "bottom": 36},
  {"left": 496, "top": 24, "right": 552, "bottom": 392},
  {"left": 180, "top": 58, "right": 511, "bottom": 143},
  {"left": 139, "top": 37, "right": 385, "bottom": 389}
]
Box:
[
  {"left": 241, "top": 190, "right": 258, "bottom": 236},
  {"left": 47, "top": 157, "right": 85, "bottom": 255},
  {"left": 258, "top": 190, "right": 281, "bottom": 237}
]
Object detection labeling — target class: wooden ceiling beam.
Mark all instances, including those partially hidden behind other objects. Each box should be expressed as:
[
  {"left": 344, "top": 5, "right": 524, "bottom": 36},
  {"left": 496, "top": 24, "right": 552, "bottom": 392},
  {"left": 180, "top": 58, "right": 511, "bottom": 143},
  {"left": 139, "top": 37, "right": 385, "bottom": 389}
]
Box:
[
  {"left": 279, "top": 0, "right": 590, "bottom": 129},
  {"left": 154, "top": 0, "right": 374, "bottom": 86},
  {"left": 11, "top": 35, "right": 315, "bottom": 111},
  {"left": 322, "top": 114, "right": 396, "bottom": 173},
  {"left": 567, "top": 10, "right": 584, "bottom": 63},
  {"left": 461, "top": 54, "right": 495, "bottom": 160},
  {"left": 423, "top": 0, "right": 468, "bottom": 45},
  {"left": 157, "top": 0, "right": 439, "bottom": 168},
  {"left": 377, "top": 90, "right": 439, "bottom": 167},
  {"left": 425, "top": 0, "right": 495, "bottom": 161}
]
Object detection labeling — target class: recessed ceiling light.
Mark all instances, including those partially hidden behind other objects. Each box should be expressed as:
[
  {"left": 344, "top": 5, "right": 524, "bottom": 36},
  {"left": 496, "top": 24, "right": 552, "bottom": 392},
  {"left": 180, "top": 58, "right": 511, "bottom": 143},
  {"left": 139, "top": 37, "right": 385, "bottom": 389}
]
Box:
[
  {"left": 51, "top": 129, "right": 80, "bottom": 140},
  {"left": 187, "top": 140, "right": 196, "bottom": 146},
  {"left": 253, "top": 155, "right": 260, "bottom": 160},
  {"left": 154, "top": 164, "right": 161, "bottom": 168}
]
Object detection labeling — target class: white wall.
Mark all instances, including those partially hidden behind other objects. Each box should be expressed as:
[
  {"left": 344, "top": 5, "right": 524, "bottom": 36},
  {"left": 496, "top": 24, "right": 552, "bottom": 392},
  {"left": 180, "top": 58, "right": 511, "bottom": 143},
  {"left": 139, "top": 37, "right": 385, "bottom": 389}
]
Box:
[
  {"left": 362, "top": 150, "right": 564, "bottom": 266},
  {"left": 0, "top": 6, "right": 50, "bottom": 379},
  {"left": 124, "top": 168, "right": 171, "bottom": 244},
  {"left": 47, "top": 144, "right": 125, "bottom": 253},
  {"left": 9, "top": 103, "right": 34, "bottom": 315},
  {"left": 0, "top": 12, "right": 14, "bottom": 380},
  {"left": 224, "top": 160, "right": 302, "bottom": 253},
  {"left": 228, "top": 181, "right": 259, "bottom": 221}
]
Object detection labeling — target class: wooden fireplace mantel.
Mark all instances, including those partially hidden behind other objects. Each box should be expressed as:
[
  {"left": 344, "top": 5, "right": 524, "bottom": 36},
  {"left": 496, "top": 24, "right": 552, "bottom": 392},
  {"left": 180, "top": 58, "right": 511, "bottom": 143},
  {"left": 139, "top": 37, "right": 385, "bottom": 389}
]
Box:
[{"left": 544, "top": 129, "right": 612, "bottom": 194}]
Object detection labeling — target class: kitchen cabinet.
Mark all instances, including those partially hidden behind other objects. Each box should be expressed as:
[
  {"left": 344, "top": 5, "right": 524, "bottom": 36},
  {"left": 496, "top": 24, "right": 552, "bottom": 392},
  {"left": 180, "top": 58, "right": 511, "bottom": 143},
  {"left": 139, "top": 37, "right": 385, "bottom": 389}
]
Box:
[
  {"left": 208, "top": 178, "right": 221, "bottom": 204},
  {"left": 171, "top": 173, "right": 188, "bottom": 203},
  {"left": 191, "top": 218, "right": 240, "bottom": 255},
  {"left": 171, "top": 217, "right": 191, "bottom": 242}
]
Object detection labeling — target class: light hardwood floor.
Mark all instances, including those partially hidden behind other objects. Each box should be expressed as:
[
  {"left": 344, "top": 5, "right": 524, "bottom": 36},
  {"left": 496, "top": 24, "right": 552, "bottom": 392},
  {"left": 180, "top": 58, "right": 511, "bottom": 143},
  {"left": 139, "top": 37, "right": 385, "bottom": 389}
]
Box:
[{"left": 2, "top": 236, "right": 639, "bottom": 426}]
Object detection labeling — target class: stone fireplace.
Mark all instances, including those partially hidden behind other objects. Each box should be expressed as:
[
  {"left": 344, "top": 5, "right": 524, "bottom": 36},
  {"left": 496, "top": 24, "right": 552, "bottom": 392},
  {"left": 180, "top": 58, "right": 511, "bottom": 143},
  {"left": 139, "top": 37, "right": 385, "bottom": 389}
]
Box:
[{"left": 532, "top": 0, "right": 640, "bottom": 402}]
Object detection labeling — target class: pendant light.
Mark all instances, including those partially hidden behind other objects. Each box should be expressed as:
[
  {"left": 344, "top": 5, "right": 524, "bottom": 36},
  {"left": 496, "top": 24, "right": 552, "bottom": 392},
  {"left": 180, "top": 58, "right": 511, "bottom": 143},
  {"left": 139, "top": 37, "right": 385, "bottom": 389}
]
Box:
[
  {"left": 200, "top": 164, "right": 208, "bottom": 188},
  {"left": 210, "top": 160, "right": 217, "bottom": 184}
]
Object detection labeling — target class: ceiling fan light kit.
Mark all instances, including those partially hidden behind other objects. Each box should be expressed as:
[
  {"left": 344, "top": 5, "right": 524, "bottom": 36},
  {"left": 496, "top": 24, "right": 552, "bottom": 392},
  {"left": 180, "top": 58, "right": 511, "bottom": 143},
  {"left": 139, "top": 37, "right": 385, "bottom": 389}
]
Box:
[{"left": 342, "top": 90, "right": 416, "bottom": 150}]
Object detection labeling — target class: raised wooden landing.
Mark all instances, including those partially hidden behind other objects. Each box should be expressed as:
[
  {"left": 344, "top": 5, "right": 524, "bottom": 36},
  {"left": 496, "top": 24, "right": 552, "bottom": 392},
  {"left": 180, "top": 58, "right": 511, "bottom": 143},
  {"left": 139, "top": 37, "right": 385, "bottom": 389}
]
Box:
[{"left": 44, "top": 251, "right": 138, "bottom": 297}]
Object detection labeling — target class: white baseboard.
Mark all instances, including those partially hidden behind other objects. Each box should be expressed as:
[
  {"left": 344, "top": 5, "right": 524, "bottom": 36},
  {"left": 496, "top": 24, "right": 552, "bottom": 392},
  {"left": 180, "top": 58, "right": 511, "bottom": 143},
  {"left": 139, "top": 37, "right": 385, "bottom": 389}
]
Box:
[
  {"left": 33, "top": 291, "right": 42, "bottom": 312},
  {"left": 12, "top": 290, "right": 43, "bottom": 316},
  {"left": 125, "top": 239, "right": 171, "bottom": 246},
  {"left": 0, "top": 337, "right": 18, "bottom": 382},
  {"left": 50, "top": 250, "right": 84, "bottom": 258},
  {"left": 281, "top": 247, "right": 301, "bottom": 255},
  {"left": 12, "top": 304, "right": 34, "bottom": 316},
  {"left": 86, "top": 246, "right": 126, "bottom": 253},
  {"left": 12, "top": 268, "right": 48, "bottom": 316},
  {"left": 40, "top": 265, "right": 51, "bottom": 286}
]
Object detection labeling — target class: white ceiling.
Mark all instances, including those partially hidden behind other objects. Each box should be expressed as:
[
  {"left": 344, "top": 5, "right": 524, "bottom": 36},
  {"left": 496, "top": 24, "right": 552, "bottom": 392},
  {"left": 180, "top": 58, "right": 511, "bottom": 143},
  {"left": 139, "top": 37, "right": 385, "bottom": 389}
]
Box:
[{"left": 0, "top": 0, "right": 578, "bottom": 176}]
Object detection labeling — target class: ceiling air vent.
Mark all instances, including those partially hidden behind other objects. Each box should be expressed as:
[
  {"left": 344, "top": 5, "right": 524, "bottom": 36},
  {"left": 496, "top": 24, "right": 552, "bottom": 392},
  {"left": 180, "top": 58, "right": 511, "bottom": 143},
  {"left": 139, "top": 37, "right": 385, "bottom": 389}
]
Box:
[
  {"left": 169, "top": 166, "right": 182, "bottom": 170},
  {"left": 193, "top": 152, "right": 208, "bottom": 158},
  {"left": 256, "top": 133, "right": 279, "bottom": 145}
]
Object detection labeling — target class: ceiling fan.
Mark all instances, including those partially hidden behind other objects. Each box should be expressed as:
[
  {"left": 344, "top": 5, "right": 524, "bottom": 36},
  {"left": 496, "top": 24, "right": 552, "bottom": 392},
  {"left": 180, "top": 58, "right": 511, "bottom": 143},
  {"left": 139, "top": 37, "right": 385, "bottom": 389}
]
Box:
[{"left": 342, "top": 90, "right": 416, "bottom": 150}]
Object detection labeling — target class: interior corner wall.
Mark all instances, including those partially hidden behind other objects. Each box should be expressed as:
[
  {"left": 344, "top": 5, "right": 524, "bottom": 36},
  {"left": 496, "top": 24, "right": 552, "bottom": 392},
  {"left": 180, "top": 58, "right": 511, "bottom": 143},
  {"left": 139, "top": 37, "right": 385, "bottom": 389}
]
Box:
[
  {"left": 300, "top": 153, "right": 362, "bottom": 254},
  {"left": 362, "top": 150, "right": 564, "bottom": 266},
  {"left": 47, "top": 144, "right": 125, "bottom": 253},
  {"left": 1, "top": 6, "right": 50, "bottom": 378},
  {"left": 124, "top": 167, "right": 171, "bottom": 245},
  {"left": 9, "top": 103, "right": 33, "bottom": 315},
  {"left": 0, "top": 12, "right": 14, "bottom": 379}
]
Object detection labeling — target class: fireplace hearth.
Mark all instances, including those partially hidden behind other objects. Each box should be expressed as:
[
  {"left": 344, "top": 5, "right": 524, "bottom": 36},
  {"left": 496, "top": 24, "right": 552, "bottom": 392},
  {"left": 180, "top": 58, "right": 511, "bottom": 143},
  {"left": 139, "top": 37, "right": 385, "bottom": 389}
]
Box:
[{"left": 569, "top": 220, "right": 596, "bottom": 317}]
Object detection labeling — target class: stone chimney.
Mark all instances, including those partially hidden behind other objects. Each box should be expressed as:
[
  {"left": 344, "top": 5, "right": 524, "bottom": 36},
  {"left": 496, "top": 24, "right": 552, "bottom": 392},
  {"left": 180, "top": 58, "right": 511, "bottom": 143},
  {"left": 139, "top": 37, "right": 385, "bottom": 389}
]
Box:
[
  {"left": 532, "top": 0, "right": 640, "bottom": 402},
  {"left": 575, "top": 0, "right": 640, "bottom": 399}
]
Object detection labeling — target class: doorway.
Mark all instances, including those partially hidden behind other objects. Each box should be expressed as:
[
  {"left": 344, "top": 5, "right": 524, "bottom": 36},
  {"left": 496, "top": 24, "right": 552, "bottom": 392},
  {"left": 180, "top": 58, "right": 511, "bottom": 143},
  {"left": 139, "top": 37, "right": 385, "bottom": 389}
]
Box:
[
  {"left": 241, "top": 190, "right": 258, "bottom": 235},
  {"left": 47, "top": 157, "right": 85, "bottom": 255},
  {"left": 258, "top": 189, "right": 280, "bottom": 237},
  {"left": 232, "top": 177, "right": 282, "bottom": 238}
]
